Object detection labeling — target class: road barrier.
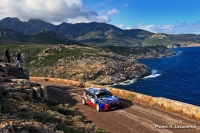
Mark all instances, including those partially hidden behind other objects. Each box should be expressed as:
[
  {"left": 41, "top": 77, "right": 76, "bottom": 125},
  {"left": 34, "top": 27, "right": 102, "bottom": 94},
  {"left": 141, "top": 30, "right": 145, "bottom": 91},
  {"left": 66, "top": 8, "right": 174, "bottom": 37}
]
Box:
[{"left": 30, "top": 77, "right": 200, "bottom": 121}]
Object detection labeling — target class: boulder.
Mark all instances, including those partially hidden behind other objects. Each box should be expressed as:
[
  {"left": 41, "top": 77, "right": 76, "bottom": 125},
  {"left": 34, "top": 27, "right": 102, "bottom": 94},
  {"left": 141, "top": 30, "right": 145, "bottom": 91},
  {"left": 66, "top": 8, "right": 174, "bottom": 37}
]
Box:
[
  {"left": 9, "top": 92, "right": 28, "bottom": 101},
  {"left": 4, "top": 86, "right": 15, "bottom": 92},
  {"left": 24, "top": 89, "right": 33, "bottom": 100},
  {"left": 17, "top": 79, "right": 31, "bottom": 88},
  {"left": 0, "top": 64, "right": 7, "bottom": 72},
  {"left": 32, "top": 87, "right": 41, "bottom": 98},
  {"left": 8, "top": 66, "right": 29, "bottom": 80},
  {"left": 1, "top": 86, "right": 15, "bottom": 96},
  {"left": 40, "top": 86, "right": 47, "bottom": 99},
  {"left": 0, "top": 64, "right": 10, "bottom": 76}
]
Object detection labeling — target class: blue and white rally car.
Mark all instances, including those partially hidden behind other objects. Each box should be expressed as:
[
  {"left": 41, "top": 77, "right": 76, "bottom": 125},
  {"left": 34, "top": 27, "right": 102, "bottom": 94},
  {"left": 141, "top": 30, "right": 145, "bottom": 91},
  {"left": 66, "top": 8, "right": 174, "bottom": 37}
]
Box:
[{"left": 81, "top": 87, "right": 121, "bottom": 111}]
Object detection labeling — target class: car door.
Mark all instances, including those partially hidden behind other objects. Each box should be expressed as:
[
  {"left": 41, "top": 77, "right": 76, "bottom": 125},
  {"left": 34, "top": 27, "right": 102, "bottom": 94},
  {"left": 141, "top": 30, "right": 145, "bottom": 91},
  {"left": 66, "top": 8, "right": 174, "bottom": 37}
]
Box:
[{"left": 88, "top": 92, "right": 96, "bottom": 106}]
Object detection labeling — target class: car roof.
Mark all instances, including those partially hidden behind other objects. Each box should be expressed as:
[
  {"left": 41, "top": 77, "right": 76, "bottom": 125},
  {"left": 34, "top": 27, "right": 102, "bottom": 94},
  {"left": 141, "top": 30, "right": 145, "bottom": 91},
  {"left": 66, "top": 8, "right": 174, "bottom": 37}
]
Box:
[{"left": 85, "top": 87, "right": 108, "bottom": 95}]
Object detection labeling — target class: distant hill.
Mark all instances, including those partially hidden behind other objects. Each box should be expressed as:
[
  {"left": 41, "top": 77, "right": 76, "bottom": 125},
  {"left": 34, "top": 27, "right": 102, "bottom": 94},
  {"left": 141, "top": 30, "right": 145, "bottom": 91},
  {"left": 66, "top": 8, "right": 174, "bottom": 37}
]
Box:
[
  {"left": 0, "top": 25, "right": 84, "bottom": 46},
  {"left": 1, "top": 17, "right": 200, "bottom": 47}
]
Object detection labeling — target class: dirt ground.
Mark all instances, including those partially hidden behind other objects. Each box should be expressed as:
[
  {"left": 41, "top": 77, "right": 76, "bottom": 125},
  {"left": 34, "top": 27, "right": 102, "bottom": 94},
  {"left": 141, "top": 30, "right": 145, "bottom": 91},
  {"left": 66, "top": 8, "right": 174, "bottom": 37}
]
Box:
[{"left": 38, "top": 81, "right": 200, "bottom": 133}]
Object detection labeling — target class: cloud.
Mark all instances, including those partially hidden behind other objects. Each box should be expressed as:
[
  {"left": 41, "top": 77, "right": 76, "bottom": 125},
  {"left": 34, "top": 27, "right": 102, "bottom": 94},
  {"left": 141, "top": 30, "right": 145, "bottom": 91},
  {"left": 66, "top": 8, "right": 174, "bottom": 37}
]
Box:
[
  {"left": 99, "top": 9, "right": 119, "bottom": 16},
  {"left": 133, "top": 22, "right": 200, "bottom": 34},
  {"left": 0, "top": 0, "right": 114, "bottom": 24},
  {"left": 117, "top": 24, "right": 131, "bottom": 30},
  {"left": 107, "top": 9, "right": 119, "bottom": 15}
]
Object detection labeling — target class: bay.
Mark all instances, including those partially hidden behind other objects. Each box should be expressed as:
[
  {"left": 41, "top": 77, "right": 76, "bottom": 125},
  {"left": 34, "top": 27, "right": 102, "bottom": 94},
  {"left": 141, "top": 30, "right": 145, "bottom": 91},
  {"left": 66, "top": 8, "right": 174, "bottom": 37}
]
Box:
[{"left": 113, "top": 47, "right": 200, "bottom": 106}]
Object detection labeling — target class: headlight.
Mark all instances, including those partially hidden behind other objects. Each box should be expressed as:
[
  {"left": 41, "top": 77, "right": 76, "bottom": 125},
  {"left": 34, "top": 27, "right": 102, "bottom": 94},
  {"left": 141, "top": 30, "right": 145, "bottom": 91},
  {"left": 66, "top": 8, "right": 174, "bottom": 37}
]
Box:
[{"left": 115, "top": 98, "right": 120, "bottom": 103}]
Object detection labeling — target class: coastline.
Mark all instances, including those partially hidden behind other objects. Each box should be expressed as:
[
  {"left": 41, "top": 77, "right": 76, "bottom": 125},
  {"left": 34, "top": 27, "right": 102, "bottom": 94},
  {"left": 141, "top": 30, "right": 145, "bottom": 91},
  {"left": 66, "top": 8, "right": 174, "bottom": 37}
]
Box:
[
  {"left": 110, "top": 49, "right": 179, "bottom": 87},
  {"left": 111, "top": 46, "right": 200, "bottom": 107},
  {"left": 133, "top": 47, "right": 177, "bottom": 59},
  {"left": 106, "top": 48, "right": 178, "bottom": 86},
  {"left": 181, "top": 45, "right": 200, "bottom": 47}
]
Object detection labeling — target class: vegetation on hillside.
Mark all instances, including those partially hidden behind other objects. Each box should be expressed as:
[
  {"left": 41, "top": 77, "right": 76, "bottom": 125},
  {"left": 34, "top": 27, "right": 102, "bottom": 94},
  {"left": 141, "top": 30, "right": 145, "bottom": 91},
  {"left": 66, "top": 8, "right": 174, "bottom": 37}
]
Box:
[
  {"left": 102, "top": 45, "right": 169, "bottom": 56},
  {"left": 0, "top": 44, "right": 173, "bottom": 85},
  {"left": 0, "top": 43, "right": 171, "bottom": 68},
  {"left": 1, "top": 17, "right": 200, "bottom": 47},
  {"left": 0, "top": 96, "right": 107, "bottom": 133}
]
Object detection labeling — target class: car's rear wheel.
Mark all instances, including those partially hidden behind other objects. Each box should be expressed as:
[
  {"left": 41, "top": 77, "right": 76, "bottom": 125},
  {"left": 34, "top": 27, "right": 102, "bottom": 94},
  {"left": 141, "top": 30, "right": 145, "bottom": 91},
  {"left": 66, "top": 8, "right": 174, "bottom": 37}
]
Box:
[
  {"left": 82, "top": 98, "right": 86, "bottom": 105},
  {"left": 96, "top": 103, "right": 100, "bottom": 111}
]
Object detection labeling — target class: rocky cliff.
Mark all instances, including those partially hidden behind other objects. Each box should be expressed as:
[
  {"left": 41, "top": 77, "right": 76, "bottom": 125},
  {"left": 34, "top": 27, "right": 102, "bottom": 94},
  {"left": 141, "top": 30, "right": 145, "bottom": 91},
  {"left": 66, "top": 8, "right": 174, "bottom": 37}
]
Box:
[
  {"left": 28, "top": 45, "right": 151, "bottom": 85},
  {"left": 0, "top": 63, "right": 106, "bottom": 133},
  {"left": 0, "top": 44, "right": 175, "bottom": 85}
]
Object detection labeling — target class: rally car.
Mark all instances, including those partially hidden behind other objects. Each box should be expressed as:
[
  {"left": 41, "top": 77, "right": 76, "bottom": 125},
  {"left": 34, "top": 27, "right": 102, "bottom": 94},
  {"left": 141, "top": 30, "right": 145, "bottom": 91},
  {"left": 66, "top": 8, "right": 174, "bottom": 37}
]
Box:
[{"left": 81, "top": 87, "right": 121, "bottom": 111}]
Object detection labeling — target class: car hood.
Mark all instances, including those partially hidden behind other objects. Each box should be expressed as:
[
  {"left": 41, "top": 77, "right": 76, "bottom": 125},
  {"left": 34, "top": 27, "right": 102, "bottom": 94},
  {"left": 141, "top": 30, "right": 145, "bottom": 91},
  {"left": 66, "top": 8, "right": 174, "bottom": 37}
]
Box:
[{"left": 99, "top": 95, "right": 119, "bottom": 103}]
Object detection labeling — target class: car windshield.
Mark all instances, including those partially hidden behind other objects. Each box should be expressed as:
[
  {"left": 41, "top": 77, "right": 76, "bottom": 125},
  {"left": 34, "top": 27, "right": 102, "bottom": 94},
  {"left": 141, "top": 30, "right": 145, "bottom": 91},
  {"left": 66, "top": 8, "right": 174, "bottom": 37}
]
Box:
[{"left": 96, "top": 91, "right": 113, "bottom": 98}]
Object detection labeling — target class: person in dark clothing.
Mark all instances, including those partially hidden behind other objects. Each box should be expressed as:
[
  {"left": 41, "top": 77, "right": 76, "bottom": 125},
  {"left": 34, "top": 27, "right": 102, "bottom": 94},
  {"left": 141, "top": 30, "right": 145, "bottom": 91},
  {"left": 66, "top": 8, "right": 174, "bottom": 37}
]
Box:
[
  {"left": 16, "top": 52, "right": 22, "bottom": 67},
  {"left": 4, "top": 48, "right": 11, "bottom": 63}
]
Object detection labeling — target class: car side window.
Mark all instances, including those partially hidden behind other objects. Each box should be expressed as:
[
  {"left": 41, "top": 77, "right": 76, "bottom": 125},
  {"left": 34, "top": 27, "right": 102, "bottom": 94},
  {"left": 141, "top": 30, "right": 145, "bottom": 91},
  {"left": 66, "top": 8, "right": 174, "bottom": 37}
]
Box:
[
  {"left": 85, "top": 90, "right": 88, "bottom": 95},
  {"left": 89, "top": 93, "right": 95, "bottom": 98}
]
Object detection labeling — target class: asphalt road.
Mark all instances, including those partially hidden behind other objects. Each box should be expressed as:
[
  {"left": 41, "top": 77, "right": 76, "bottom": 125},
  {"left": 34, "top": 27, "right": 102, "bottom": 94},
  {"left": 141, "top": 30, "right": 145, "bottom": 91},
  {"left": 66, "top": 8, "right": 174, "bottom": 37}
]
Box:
[{"left": 38, "top": 81, "right": 200, "bottom": 133}]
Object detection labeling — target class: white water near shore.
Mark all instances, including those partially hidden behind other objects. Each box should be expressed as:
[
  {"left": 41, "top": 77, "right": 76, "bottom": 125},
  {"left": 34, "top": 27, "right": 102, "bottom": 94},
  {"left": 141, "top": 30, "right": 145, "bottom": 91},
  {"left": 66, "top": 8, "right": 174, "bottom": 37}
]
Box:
[
  {"left": 113, "top": 47, "right": 200, "bottom": 106},
  {"left": 113, "top": 69, "right": 161, "bottom": 86}
]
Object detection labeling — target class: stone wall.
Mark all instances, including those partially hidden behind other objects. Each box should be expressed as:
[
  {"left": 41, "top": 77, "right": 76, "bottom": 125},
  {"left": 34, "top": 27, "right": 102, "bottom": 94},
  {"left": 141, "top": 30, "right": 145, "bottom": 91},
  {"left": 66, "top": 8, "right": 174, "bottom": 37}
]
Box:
[{"left": 30, "top": 77, "right": 200, "bottom": 121}]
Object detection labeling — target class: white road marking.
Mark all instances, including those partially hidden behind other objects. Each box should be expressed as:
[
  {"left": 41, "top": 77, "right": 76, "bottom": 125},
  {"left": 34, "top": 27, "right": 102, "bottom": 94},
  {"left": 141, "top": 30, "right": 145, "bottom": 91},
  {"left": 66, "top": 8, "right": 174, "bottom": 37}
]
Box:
[
  {"left": 117, "top": 110, "right": 138, "bottom": 118},
  {"left": 50, "top": 86, "right": 174, "bottom": 133},
  {"left": 70, "top": 93, "right": 81, "bottom": 96},
  {"left": 164, "top": 129, "right": 174, "bottom": 133}
]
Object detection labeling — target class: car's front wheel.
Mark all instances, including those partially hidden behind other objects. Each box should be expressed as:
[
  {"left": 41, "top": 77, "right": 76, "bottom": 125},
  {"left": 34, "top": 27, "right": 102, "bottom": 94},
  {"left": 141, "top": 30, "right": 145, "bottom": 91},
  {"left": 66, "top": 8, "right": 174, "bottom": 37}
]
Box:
[
  {"left": 82, "top": 98, "right": 86, "bottom": 105},
  {"left": 96, "top": 103, "right": 100, "bottom": 112}
]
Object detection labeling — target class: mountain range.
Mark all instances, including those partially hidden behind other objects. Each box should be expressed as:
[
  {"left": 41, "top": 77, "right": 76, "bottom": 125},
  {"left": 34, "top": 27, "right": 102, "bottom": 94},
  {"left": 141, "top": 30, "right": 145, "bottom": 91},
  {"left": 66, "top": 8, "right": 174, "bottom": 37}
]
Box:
[{"left": 1, "top": 17, "right": 200, "bottom": 47}]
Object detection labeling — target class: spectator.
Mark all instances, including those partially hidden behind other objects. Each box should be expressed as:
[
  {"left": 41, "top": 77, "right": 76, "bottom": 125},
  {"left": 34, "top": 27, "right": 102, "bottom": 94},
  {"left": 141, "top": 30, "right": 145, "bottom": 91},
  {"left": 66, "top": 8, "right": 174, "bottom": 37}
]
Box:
[
  {"left": 16, "top": 52, "right": 22, "bottom": 67},
  {"left": 4, "top": 48, "right": 11, "bottom": 63}
]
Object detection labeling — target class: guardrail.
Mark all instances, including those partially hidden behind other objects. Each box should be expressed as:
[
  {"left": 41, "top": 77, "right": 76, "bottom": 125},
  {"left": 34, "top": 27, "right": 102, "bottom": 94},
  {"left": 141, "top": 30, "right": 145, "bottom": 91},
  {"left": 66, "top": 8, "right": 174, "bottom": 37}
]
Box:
[{"left": 30, "top": 77, "right": 200, "bottom": 121}]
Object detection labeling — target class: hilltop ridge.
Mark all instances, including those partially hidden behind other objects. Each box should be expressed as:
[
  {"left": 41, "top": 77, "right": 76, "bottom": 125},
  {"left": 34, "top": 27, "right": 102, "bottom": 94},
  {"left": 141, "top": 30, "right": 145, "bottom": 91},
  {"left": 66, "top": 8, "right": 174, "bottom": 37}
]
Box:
[{"left": 1, "top": 17, "right": 200, "bottom": 47}]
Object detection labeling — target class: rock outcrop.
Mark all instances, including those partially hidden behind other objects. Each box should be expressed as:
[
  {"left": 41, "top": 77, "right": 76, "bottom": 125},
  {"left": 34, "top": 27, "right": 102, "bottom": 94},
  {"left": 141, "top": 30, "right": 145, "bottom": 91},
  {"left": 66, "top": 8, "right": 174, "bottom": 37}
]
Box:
[
  {"left": 30, "top": 45, "right": 151, "bottom": 85},
  {"left": 0, "top": 63, "right": 55, "bottom": 133},
  {"left": 0, "top": 63, "right": 47, "bottom": 100},
  {"left": 0, "top": 63, "right": 29, "bottom": 79},
  {"left": 8, "top": 65, "right": 29, "bottom": 80},
  {"left": 0, "top": 63, "right": 106, "bottom": 133},
  {"left": 131, "top": 46, "right": 176, "bottom": 59}
]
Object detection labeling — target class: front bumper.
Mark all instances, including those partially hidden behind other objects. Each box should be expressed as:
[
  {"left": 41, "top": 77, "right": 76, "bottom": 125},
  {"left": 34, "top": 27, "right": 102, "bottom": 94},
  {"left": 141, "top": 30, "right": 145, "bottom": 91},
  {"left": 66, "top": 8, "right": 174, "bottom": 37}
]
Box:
[{"left": 102, "top": 102, "right": 121, "bottom": 111}]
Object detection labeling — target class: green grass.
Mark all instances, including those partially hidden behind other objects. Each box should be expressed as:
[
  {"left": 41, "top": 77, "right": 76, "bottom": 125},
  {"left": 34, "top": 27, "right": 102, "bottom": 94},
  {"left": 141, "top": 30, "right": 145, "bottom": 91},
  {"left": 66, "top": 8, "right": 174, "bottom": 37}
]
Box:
[{"left": 101, "top": 45, "right": 168, "bottom": 56}]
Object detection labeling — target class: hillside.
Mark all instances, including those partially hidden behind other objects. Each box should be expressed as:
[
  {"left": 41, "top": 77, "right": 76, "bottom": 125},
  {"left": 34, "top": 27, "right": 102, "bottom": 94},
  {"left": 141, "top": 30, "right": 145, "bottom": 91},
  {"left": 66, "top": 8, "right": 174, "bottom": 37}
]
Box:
[
  {"left": 0, "top": 26, "right": 84, "bottom": 46},
  {"left": 0, "top": 63, "right": 107, "bottom": 133},
  {"left": 0, "top": 26, "right": 26, "bottom": 44},
  {"left": 0, "top": 44, "right": 176, "bottom": 85},
  {"left": 1, "top": 17, "right": 200, "bottom": 47},
  {"left": 0, "top": 17, "right": 177, "bottom": 85}
]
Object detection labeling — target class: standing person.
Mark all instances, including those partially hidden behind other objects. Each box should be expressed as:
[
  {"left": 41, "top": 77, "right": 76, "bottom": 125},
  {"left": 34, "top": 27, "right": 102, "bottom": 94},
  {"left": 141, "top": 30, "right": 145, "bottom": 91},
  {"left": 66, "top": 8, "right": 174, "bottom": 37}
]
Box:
[
  {"left": 4, "top": 48, "right": 11, "bottom": 63},
  {"left": 16, "top": 52, "right": 22, "bottom": 67}
]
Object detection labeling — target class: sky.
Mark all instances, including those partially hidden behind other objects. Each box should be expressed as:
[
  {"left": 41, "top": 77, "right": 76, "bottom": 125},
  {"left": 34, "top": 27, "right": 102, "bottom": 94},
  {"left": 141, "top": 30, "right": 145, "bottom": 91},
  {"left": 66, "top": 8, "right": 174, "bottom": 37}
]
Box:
[{"left": 0, "top": 0, "right": 200, "bottom": 34}]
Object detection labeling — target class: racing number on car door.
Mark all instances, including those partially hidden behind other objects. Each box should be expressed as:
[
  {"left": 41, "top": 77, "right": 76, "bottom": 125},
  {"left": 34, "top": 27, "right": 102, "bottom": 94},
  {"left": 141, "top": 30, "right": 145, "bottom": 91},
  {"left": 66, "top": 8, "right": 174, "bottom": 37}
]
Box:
[
  {"left": 88, "top": 93, "right": 95, "bottom": 104},
  {"left": 91, "top": 98, "right": 95, "bottom": 104}
]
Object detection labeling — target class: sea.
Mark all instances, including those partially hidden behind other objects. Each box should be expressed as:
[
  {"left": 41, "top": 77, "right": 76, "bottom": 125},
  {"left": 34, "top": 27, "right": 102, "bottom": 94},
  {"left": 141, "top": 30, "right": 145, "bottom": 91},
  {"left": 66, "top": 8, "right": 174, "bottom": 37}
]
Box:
[{"left": 113, "top": 47, "right": 200, "bottom": 107}]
